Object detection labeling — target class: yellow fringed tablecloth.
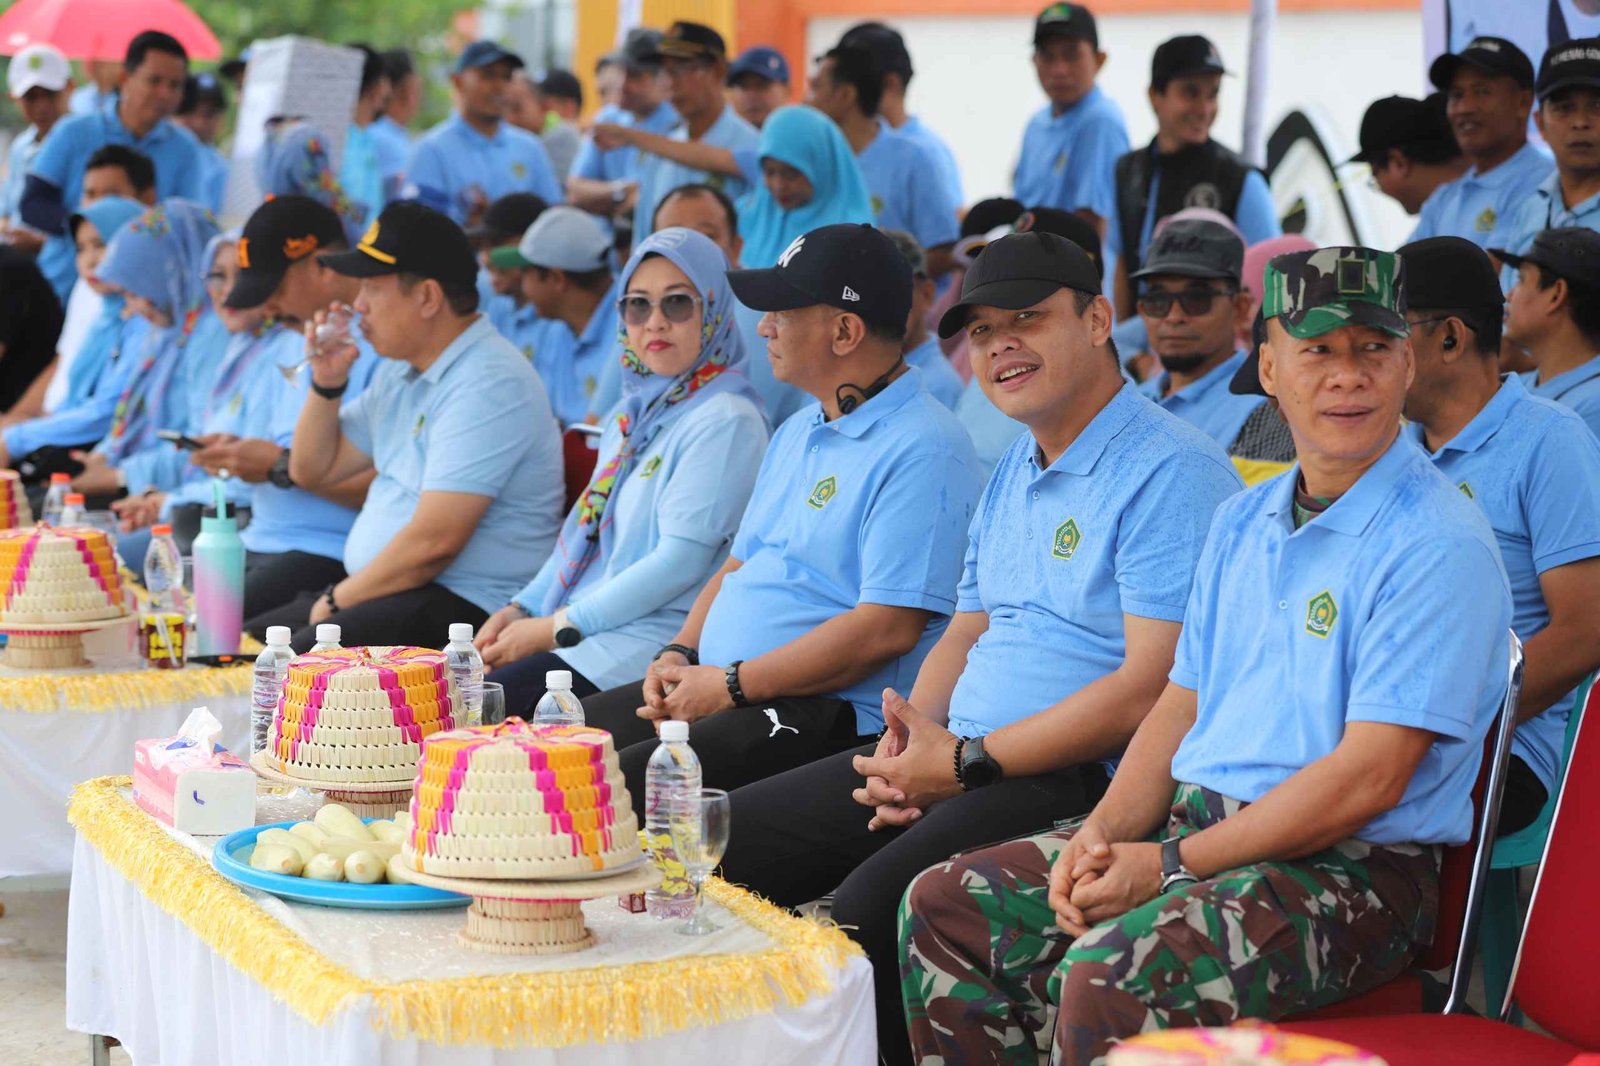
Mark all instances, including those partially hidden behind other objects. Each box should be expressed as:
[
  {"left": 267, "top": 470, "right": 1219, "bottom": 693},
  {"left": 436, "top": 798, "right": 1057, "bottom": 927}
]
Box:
[{"left": 64, "top": 777, "right": 875, "bottom": 1063}]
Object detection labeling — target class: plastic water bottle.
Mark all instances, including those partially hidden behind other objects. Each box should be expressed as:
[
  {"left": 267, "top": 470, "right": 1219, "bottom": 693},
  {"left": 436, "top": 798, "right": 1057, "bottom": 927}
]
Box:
[
  {"left": 443, "top": 622, "right": 484, "bottom": 726},
  {"left": 251, "top": 626, "right": 294, "bottom": 756},
  {"left": 42, "top": 472, "right": 70, "bottom": 524},
  {"left": 532, "top": 669, "right": 585, "bottom": 726},
  {"left": 310, "top": 623, "right": 342, "bottom": 653},
  {"left": 143, "top": 524, "right": 185, "bottom": 613},
  {"left": 59, "top": 491, "right": 85, "bottom": 526},
  {"left": 643, "top": 720, "right": 701, "bottom": 919}
]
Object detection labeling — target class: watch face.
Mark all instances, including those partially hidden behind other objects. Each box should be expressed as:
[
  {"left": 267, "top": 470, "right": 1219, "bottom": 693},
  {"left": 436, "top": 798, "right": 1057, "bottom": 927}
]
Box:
[{"left": 555, "top": 626, "right": 581, "bottom": 648}]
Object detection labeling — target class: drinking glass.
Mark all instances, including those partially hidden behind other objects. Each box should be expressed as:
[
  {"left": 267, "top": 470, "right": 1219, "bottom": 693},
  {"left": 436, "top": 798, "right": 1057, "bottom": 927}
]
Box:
[
  {"left": 479, "top": 681, "right": 504, "bottom": 727},
  {"left": 670, "top": 788, "right": 730, "bottom": 936}
]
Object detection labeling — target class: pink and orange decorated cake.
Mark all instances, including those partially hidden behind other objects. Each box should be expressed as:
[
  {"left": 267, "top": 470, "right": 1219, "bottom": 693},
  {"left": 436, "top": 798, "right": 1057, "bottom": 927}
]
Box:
[
  {"left": 0, "top": 525, "right": 124, "bottom": 623},
  {"left": 404, "top": 719, "right": 642, "bottom": 879},
  {"left": 265, "top": 646, "right": 460, "bottom": 784},
  {"left": 1107, "top": 1026, "right": 1388, "bottom": 1065},
  {"left": 0, "top": 472, "right": 31, "bottom": 529}
]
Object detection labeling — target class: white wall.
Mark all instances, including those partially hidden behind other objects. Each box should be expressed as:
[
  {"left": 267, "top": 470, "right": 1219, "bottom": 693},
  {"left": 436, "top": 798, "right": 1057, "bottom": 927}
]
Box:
[{"left": 808, "top": 10, "right": 1426, "bottom": 247}]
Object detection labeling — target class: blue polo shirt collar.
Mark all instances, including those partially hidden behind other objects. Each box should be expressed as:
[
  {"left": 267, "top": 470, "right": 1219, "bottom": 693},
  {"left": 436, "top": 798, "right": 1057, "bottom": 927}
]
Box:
[
  {"left": 101, "top": 96, "right": 174, "bottom": 149},
  {"left": 1030, "top": 381, "right": 1141, "bottom": 478},
  {"left": 409, "top": 314, "right": 493, "bottom": 384},
  {"left": 812, "top": 364, "right": 923, "bottom": 439},
  {"left": 1050, "top": 85, "right": 1104, "bottom": 125},
  {"left": 1469, "top": 141, "right": 1541, "bottom": 187},
  {"left": 447, "top": 111, "right": 507, "bottom": 148},
  {"left": 1431, "top": 374, "right": 1525, "bottom": 458},
  {"left": 1536, "top": 352, "right": 1600, "bottom": 395},
  {"left": 1267, "top": 430, "right": 1415, "bottom": 537},
  {"left": 1534, "top": 169, "right": 1600, "bottom": 220},
  {"left": 1149, "top": 349, "right": 1247, "bottom": 408}
]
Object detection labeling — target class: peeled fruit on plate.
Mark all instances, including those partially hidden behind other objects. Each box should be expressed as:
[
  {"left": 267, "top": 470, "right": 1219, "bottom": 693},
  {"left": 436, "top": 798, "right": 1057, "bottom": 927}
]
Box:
[
  {"left": 249, "top": 843, "right": 304, "bottom": 876},
  {"left": 316, "top": 838, "right": 400, "bottom": 863},
  {"left": 303, "top": 853, "right": 344, "bottom": 881},
  {"left": 370, "top": 821, "right": 405, "bottom": 845},
  {"left": 258, "top": 828, "right": 317, "bottom": 865},
  {"left": 314, "top": 803, "right": 376, "bottom": 841},
  {"left": 344, "top": 850, "right": 384, "bottom": 884}
]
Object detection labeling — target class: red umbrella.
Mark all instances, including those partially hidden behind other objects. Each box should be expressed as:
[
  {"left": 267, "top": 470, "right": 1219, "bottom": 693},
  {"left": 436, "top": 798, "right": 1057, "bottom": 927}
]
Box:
[{"left": 0, "top": 0, "right": 221, "bottom": 62}]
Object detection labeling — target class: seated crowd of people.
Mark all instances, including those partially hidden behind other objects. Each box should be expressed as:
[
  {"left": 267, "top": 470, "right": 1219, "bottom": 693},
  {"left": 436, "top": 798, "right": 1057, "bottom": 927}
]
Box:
[{"left": 2, "top": 9, "right": 1600, "bottom": 1065}]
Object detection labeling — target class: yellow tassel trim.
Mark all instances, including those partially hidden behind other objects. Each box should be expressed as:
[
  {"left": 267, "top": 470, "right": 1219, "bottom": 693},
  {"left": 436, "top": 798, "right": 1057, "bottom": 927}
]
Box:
[
  {"left": 68, "top": 776, "right": 864, "bottom": 1048},
  {"left": 0, "top": 662, "right": 254, "bottom": 713}
]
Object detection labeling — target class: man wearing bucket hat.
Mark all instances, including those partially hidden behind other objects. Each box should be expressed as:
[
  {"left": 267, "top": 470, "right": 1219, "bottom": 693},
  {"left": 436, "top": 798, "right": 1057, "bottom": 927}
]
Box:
[{"left": 900, "top": 245, "right": 1511, "bottom": 1065}]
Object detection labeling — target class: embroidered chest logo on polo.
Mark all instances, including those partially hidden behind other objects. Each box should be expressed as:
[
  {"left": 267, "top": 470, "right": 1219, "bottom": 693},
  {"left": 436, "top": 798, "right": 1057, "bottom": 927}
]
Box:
[
  {"left": 1054, "top": 151, "right": 1068, "bottom": 174},
  {"left": 638, "top": 455, "right": 663, "bottom": 479},
  {"left": 1458, "top": 481, "right": 1476, "bottom": 499},
  {"left": 870, "top": 194, "right": 885, "bottom": 217},
  {"left": 584, "top": 375, "right": 597, "bottom": 398},
  {"left": 1475, "top": 207, "right": 1497, "bottom": 233},
  {"left": 1052, "top": 518, "right": 1081, "bottom": 560},
  {"left": 1306, "top": 590, "right": 1338, "bottom": 638},
  {"left": 227, "top": 394, "right": 243, "bottom": 415},
  {"left": 512, "top": 162, "right": 527, "bottom": 179},
  {"left": 412, "top": 413, "right": 426, "bottom": 436},
  {"left": 807, "top": 475, "right": 838, "bottom": 509}
]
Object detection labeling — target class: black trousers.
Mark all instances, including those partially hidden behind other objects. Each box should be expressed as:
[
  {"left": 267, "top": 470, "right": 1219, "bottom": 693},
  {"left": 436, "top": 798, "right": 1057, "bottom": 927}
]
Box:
[
  {"left": 717, "top": 746, "right": 1111, "bottom": 1066},
  {"left": 581, "top": 679, "right": 872, "bottom": 822},
  {"left": 1499, "top": 754, "right": 1550, "bottom": 837},
  {"left": 486, "top": 652, "right": 599, "bottom": 721},
  {"left": 243, "top": 551, "right": 348, "bottom": 623},
  {"left": 244, "top": 581, "right": 486, "bottom": 652}
]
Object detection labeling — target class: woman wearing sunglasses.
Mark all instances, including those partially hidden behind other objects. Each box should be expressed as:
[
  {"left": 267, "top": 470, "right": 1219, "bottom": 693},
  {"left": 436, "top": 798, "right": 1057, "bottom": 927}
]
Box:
[{"left": 477, "top": 227, "right": 770, "bottom": 716}]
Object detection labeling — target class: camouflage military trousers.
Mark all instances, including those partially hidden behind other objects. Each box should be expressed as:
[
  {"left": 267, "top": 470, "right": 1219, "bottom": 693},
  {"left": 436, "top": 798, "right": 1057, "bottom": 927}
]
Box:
[{"left": 898, "top": 783, "right": 1440, "bottom": 1066}]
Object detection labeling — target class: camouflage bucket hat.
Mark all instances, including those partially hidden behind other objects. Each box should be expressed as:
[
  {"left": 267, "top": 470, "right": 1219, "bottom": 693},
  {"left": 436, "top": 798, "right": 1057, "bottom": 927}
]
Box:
[{"left": 1261, "top": 246, "right": 1409, "bottom": 340}]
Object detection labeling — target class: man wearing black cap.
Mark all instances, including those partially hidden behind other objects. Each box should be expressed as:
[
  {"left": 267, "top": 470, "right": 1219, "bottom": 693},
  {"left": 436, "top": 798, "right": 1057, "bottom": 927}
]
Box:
[
  {"left": 1014, "top": 4, "right": 1130, "bottom": 233},
  {"left": 401, "top": 41, "right": 563, "bottom": 228},
  {"left": 838, "top": 22, "right": 964, "bottom": 207},
  {"left": 248, "top": 201, "right": 564, "bottom": 649},
  {"left": 1400, "top": 234, "right": 1600, "bottom": 842},
  {"left": 1351, "top": 94, "right": 1466, "bottom": 217},
  {"left": 1412, "top": 36, "right": 1552, "bottom": 247},
  {"left": 631, "top": 22, "right": 758, "bottom": 244},
  {"left": 1496, "top": 38, "right": 1600, "bottom": 271},
  {"left": 567, "top": 29, "right": 676, "bottom": 227},
  {"left": 1109, "top": 35, "right": 1280, "bottom": 321},
  {"left": 716, "top": 227, "right": 1240, "bottom": 1066},
  {"left": 1497, "top": 225, "right": 1600, "bottom": 437},
  {"left": 574, "top": 222, "right": 980, "bottom": 830}
]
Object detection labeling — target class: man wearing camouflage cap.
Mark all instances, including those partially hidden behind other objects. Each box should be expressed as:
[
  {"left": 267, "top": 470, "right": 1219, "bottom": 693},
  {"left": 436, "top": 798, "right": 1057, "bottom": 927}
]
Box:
[{"left": 899, "top": 245, "right": 1513, "bottom": 1065}]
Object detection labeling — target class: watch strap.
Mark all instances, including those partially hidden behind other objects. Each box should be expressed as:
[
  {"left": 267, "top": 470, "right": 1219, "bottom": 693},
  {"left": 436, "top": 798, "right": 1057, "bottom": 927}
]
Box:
[
  {"left": 953, "top": 736, "right": 969, "bottom": 791},
  {"left": 311, "top": 380, "right": 348, "bottom": 400},
  {"left": 654, "top": 643, "right": 699, "bottom": 666},
  {"left": 1160, "top": 835, "right": 1197, "bottom": 891}
]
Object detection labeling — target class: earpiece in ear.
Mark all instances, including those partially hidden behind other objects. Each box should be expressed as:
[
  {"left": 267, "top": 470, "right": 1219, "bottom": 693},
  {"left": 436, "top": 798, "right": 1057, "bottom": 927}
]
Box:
[{"left": 1442, "top": 335, "right": 1457, "bottom": 350}]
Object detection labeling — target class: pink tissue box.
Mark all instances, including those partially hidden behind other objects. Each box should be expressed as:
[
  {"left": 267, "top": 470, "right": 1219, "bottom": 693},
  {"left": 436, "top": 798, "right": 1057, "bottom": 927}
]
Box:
[{"left": 133, "top": 736, "right": 256, "bottom": 835}]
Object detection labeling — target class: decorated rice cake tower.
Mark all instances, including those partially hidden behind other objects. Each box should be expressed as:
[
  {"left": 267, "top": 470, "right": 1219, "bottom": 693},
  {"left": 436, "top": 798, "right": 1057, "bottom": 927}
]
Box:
[
  {"left": 0, "top": 525, "right": 124, "bottom": 623},
  {"left": 1107, "top": 1026, "right": 1388, "bottom": 1065},
  {"left": 405, "top": 719, "right": 642, "bottom": 880},
  {"left": 266, "top": 646, "right": 460, "bottom": 784},
  {"left": 0, "top": 472, "right": 32, "bottom": 529}
]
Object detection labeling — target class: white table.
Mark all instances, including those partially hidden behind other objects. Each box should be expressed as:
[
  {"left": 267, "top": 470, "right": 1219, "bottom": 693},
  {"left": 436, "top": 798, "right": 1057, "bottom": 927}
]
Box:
[{"left": 65, "top": 784, "right": 878, "bottom": 1066}]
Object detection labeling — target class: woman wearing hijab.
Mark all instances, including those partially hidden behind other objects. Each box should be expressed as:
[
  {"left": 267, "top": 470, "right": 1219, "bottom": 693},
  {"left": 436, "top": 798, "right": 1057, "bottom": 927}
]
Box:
[
  {"left": 256, "top": 120, "right": 367, "bottom": 244},
  {"left": 476, "top": 228, "right": 770, "bottom": 717},
  {"left": 69, "top": 200, "right": 222, "bottom": 499}
]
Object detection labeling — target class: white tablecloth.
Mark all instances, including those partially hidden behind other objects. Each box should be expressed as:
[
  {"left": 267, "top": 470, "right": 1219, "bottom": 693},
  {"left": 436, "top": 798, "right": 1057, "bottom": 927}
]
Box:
[{"left": 65, "top": 793, "right": 877, "bottom": 1065}]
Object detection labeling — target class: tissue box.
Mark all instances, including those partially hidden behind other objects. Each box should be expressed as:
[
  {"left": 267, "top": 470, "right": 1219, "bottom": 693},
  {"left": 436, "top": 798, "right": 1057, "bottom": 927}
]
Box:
[{"left": 133, "top": 737, "right": 256, "bottom": 835}]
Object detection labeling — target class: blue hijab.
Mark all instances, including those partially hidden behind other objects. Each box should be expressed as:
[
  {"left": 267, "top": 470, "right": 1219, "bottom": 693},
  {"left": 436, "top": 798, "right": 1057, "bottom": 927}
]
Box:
[
  {"left": 736, "top": 105, "right": 874, "bottom": 269},
  {"left": 256, "top": 121, "right": 367, "bottom": 243},
  {"left": 61, "top": 196, "right": 145, "bottom": 406},
  {"left": 538, "top": 228, "right": 763, "bottom": 613}
]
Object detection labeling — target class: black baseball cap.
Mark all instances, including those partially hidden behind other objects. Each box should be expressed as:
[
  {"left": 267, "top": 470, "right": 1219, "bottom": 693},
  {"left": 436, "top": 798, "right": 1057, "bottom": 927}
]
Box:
[
  {"left": 1348, "top": 94, "right": 1456, "bottom": 164},
  {"left": 1034, "top": 3, "right": 1098, "bottom": 49},
  {"left": 728, "top": 46, "right": 791, "bottom": 85},
  {"left": 319, "top": 201, "right": 478, "bottom": 292},
  {"left": 938, "top": 231, "right": 1101, "bottom": 339},
  {"left": 1229, "top": 311, "right": 1269, "bottom": 395},
  {"left": 1398, "top": 236, "right": 1504, "bottom": 332},
  {"left": 1490, "top": 226, "right": 1600, "bottom": 289},
  {"left": 1015, "top": 207, "right": 1103, "bottom": 274},
  {"left": 467, "top": 193, "right": 549, "bottom": 244},
  {"left": 650, "top": 22, "right": 728, "bottom": 63},
  {"left": 1130, "top": 217, "right": 1244, "bottom": 282},
  {"left": 455, "top": 40, "right": 524, "bottom": 75},
  {"left": 1151, "top": 35, "right": 1227, "bottom": 88},
  {"left": 728, "top": 223, "right": 911, "bottom": 333},
  {"left": 1536, "top": 38, "right": 1600, "bottom": 100},
  {"left": 225, "top": 195, "right": 345, "bottom": 310},
  {"left": 1429, "top": 36, "right": 1534, "bottom": 91}
]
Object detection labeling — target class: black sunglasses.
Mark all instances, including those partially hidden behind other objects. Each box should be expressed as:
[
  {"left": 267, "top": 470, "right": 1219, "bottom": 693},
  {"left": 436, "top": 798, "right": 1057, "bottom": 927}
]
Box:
[
  {"left": 618, "top": 292, "right": 701, "bottom": 326},
  {"left": 1136, "top": 286, "right": 1235, "bottom": 318}
]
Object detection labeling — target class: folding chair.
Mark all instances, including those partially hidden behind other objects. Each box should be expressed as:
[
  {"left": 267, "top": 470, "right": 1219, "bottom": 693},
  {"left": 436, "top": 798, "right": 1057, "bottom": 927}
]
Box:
[{"left": 562, "top": 423, "right": 602, "bottom": 512}]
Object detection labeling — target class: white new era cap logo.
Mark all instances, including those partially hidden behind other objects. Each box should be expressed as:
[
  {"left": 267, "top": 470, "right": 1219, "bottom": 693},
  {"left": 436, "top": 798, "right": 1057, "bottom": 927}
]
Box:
[
  {"left": 778, "top": 235, "right": 805, "bottom": 268},
  {"left": 842, "top": 286, "right": 861, "bottom": 301}
]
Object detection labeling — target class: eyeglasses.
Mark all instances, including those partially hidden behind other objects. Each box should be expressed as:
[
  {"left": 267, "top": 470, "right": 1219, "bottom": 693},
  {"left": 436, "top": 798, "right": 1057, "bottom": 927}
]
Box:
[
  {"left": 1135, "top": 287, "right": 1234, "bottom": 318},
  {"left": 203, "top": 271, "right": 230, "bottom": 290},
  {"left": 618, "top": 292, "right": 701, "bottom": 326}
]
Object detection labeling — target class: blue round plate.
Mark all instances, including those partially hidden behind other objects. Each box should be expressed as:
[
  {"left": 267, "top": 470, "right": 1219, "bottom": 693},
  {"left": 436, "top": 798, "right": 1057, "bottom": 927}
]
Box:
[{"left": 212, "top": 819, "right": 470, "bottom": 910}]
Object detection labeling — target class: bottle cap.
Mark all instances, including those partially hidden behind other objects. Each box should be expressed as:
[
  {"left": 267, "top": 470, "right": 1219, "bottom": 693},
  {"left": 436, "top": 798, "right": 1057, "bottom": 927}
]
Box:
[
  {"left": 659, "top": 720, "right": 689, "bottom": 742},
  {"left": 151, "top": 523, "right": 173, "bottom": 535},
  {"left": 50, "top": 472, "right": 70, "bottom": 484},
  {"left": 65, "top": 493, "right": 85, "bottom": 505},
  {"left": 315, "top": 623, "right": 341, "bottom": 642},
  {"left": 266, "top": 625, "right": 291, "bottom": 646},
  {"left": 545, "top": 669, "right": 572, "bottom": 689},
  {"left": 449, "top": 622, "right": 473, "bottom": 642}
]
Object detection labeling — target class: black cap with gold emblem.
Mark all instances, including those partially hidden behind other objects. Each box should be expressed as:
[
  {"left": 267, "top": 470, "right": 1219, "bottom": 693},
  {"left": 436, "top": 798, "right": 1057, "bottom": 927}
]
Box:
[
  {"left": 318, "top": 201, "right": 478, "bottom": 292},
  {"left": 224, "top": 195, "right": 345, "bottom": 310}
]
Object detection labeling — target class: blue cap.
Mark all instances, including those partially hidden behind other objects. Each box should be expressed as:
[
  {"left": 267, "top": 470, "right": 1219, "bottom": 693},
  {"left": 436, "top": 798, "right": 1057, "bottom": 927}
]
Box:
[
  {"left": 454, "top": 40, "right": 525, "bottom": 75},
  {"left": 727, "top": 46, "right": 790, "bottom": 86}
]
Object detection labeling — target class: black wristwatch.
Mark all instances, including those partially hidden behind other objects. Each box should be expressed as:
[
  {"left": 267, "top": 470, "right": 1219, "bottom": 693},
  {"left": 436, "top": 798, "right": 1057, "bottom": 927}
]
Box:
[
  {"left": 724, "top": 660, "right": 747, "bottom": 706},
  {"left": 653, "top": 643, "right": 699, "bottom": 666},
  {"left": 311, "top": 379, "right": 348, "bottom": 400},
  {"left": 552, "top": 607, "right": 582, "bottom": 648},
  {"left": 1160, "top": 836, "right": 1199, "bottom": 893},
  {"left": 267, "top": 448, "right": 294, "bottom": 489},
  {"left": 955, "top": 735, "right": 1004, "bottom": 790}
]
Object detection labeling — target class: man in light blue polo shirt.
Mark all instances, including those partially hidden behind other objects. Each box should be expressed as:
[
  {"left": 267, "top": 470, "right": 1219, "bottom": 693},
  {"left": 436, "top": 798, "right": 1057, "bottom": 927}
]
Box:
[
  {"left": 250, "top": 202, "right": 564, "bottom": 649},
  {"left": 901, "top": 246, "right": 1512, "bottom": 1064},
  {"left": 402, "top": 42, "right": 563, "bottom": 228},
  {"left": 840, "top": 22, "right": 964, "bottom": 208},
  {"left": 630, "top": 23, "right": 758, "bottom": 243},
  {"left": 21, "top": 31, "right": 207, "bottom": 302},
  {"left": 1013, "top": 4, "right": 1129, "bottom": 237},
  {"left": 1496, "top": 226, "right": 1600, "bottom": 437},
  {"left": 494, "top": 205, "right": 622, "bottom": 426},
  {"left": 1410, "top": 36, "right": 1552, "bottom": 248},
  {"left": 718, "top": 229, "right": 1241, "bottom": 1066},
  {"left": 1401, "top": 235, "right": 1600, "bottom": 837},
  {"left": 566, "top": 30, "right": 677, "bottom": 230},
  {"left": 577, "top": 223, "right": 981, "bottom": 819}
]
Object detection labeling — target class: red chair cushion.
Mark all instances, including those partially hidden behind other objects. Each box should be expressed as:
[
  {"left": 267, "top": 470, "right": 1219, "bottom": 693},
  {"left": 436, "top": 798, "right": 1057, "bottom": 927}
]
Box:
[
  {"left": 1280, "top": 1015, "right": 1580, "bottom": 1066},
  {"left": 561, "top": 428, "right": 599, "bottom": 513},
  {"left": 1281, "top": 976, "right": 1424, "bottom": 1022}
]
